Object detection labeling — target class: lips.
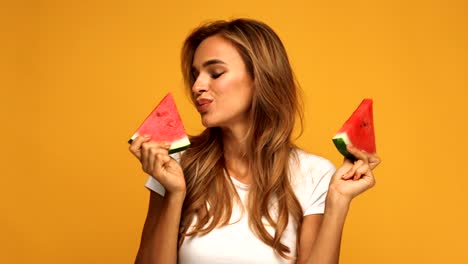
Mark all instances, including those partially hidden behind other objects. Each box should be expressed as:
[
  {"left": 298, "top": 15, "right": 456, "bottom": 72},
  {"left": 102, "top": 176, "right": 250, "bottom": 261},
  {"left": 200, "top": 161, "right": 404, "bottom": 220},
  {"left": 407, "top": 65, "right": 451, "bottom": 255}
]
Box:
[{"left": 196, "top": 98, "right": 213, "bottom": 113}]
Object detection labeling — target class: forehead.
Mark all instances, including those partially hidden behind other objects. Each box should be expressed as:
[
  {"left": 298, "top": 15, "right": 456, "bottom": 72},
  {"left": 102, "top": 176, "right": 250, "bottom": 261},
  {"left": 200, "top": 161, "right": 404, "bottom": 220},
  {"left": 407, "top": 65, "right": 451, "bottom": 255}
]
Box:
[{"left": 192, "top": 35, "right": 243, "bottom": 67}]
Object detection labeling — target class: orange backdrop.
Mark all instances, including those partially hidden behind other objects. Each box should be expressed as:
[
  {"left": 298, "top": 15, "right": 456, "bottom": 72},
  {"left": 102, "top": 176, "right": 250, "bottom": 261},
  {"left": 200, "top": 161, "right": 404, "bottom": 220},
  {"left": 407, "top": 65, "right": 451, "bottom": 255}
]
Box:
[{"left": 1, "top": 0, "right": 467, "bottom": 263}]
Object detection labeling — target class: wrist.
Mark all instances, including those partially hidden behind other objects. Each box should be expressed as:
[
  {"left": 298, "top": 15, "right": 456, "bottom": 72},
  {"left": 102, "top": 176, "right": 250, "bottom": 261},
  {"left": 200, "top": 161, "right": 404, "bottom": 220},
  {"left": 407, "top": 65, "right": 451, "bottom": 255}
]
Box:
[
  {"left": 326, "top": 186, "right": 352, "bottom": 212},
  {"left": 165, "top": 191, "right": 186, "bottom": 203}
]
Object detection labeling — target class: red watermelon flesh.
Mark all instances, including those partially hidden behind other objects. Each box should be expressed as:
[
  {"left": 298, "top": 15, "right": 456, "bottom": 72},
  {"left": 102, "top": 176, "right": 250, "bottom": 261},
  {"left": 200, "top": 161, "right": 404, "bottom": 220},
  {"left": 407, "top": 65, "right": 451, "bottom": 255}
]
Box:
[
  {"left": 332, "top": 99, "right": 376, "bottom": 160},
  {"left": 128, "top": 93, "right": 190, "bottom": 154}
]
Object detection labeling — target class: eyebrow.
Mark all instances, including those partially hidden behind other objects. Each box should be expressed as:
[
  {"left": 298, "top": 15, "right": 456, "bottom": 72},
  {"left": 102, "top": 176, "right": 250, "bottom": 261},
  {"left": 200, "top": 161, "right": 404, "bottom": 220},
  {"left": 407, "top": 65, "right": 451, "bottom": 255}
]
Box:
[
  {"left": 192, "top": 59, "right": 226, "bottom": 71},
  {"left": 202, "top": 59, "right": 226, "bottom": 67}
]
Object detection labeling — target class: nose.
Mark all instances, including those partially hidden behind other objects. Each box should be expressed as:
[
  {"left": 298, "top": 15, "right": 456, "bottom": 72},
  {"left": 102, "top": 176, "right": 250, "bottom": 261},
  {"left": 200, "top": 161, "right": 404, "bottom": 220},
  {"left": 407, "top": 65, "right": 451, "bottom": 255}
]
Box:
[{"left": 192, "top": 76, "right": 208, "bottom": 96}]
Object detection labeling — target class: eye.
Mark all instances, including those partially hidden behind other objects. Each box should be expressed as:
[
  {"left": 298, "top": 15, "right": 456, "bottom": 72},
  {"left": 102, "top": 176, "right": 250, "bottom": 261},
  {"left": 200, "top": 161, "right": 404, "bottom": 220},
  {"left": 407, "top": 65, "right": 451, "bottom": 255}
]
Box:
[{"left": 211, "top": 72, "right": 224, "bottom": 79}]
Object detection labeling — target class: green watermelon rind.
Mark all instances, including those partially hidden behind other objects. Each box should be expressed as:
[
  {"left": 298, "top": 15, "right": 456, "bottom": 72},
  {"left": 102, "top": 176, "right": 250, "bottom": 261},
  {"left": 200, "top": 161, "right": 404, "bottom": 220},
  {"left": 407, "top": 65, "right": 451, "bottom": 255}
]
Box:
[
  {"left": 128, "top": 135, "right": 190, "bottom": 154},
  {"left": 168, "top": 136, "right": 191, "bottom": 154},
  {"left": 168, "top": 145, "right": 190, "bottom": 154},
  {"left": 332, "top": 133, "right": 357, "bottom": 161}
]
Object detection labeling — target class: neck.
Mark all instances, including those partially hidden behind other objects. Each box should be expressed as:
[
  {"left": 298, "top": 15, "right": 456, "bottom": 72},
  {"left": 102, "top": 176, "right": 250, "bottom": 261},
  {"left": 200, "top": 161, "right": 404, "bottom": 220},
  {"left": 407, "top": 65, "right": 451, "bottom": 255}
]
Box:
[{"left": 221, "top": 124, "right": 251, "bottom": 184}]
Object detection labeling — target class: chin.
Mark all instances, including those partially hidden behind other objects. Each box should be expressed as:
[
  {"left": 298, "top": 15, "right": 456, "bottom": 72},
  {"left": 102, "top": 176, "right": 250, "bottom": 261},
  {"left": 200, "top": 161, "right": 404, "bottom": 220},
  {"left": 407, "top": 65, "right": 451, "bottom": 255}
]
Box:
[
  {"left": 200, "top": 116, "right": 217, "bottom": 128},
  {"left": 200, "top": 115, "right": 226, "bottom": 129}
]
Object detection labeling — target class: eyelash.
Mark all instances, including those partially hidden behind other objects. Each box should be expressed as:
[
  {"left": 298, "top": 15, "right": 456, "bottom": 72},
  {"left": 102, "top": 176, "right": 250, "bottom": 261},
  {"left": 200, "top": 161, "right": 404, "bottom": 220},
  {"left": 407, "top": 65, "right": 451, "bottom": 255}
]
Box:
[
  {"left": 191, "top": 71, "right": 224, "bottom": 80},
  {"left": 211, "top": 72, "right": 224, "bottom": 79}
]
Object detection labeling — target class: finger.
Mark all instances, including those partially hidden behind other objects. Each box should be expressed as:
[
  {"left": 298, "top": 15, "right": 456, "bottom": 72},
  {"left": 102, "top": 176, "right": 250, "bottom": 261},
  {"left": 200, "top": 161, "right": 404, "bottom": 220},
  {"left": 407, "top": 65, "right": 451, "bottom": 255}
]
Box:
[
  {"left": 336, "top": 158, "right": 353, "bottom": 179},
  {"left": 346, "top": 144, "right": 369, "bottom": 164},
  {"left": 342, "top": 156, "right": 354, "bottom": 166},
  {"left": 148, "top": 142, "right": 169, "bottom": 172},
  {"left": 368, "top": 172, "right": 376, "bottom": 188},
  {"left": 154, "top": 153, "right": 170, "bottom": 178},
  {"left": 159, "top": 153, "right": 172, "bottom": 166},
  {"left": 142, "top": 142, "right": 171, "bottom": 173},
  {"left": 368, "top": 154, "right": 381, "bottom": 170},
  {"left": 141, "top": 141, "right": 151, "bottom": 172},
  {"left": 148, "top": 145, "right": 172, "bottom": 173},
  {"left": 341, "top": 159, "right": 354, "bottom": 173},
  {"left": 129, "top": 135, "right": 151, "bottom": 159},
  {"left": 353, "top": 163, "right": 370, "bottom": 181},
  {"left": 147, "top": 147, "right": 156, "bottom": 173},
  {"left": 342, "top": 160, "right": 364, "bottom": 180}
]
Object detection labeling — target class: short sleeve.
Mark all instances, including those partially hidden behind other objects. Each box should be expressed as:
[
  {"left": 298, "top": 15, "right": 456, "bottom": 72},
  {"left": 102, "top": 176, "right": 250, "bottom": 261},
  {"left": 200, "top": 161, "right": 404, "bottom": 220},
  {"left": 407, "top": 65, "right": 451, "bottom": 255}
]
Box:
[
  {"left": 303, "top": 161, "right": 335, "bottom": 215},
  {"left": 145, "top": 177, "right": 166, "bottom": 196},
  {"left": 144, "top": 152, "right": 183, "bottom": 196},
  {"left": 290, "top": 150, "right": 336, "bottom": 216}
]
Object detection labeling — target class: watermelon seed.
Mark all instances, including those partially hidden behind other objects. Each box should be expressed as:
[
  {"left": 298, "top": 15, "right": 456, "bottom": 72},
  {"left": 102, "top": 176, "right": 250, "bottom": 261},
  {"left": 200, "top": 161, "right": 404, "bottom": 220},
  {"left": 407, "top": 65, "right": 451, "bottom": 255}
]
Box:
[
  {"left": 156, "top": 111, "right": 168, "bottom": 117},
  {"left": 167, "top": 119, "right": 175, "bottom": 127},
  {"left": 359, "top": 122, "right": 369, "bottom": 128}
]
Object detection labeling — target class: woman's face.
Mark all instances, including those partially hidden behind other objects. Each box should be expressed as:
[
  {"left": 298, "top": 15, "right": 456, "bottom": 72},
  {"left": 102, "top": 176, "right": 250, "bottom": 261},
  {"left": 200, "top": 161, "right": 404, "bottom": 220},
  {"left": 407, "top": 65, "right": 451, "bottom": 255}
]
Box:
[{"left": 191, "top": 35, "right": 254, "bottom": 129}]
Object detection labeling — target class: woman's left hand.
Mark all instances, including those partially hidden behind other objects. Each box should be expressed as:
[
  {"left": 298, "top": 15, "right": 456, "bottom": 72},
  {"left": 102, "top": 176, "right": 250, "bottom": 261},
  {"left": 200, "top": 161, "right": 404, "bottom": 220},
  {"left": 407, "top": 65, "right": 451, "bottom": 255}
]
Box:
[{"left": 328, "top": 144, "right": 381, "bottom": 203}]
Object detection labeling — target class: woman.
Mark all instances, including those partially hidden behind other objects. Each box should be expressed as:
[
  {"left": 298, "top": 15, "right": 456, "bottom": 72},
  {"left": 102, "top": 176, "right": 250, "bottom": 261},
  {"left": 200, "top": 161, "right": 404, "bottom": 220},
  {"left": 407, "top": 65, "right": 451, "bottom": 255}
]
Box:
[{"left": 129, "top": 18, "right": 380, "bottom": 264}]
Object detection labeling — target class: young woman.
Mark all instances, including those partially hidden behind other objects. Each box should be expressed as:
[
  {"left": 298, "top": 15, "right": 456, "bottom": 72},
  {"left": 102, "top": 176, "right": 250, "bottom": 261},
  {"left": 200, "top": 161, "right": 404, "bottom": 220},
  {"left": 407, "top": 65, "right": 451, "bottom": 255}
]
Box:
[{"left": 129, "top": 18, "right": 380, "bottom": 264}]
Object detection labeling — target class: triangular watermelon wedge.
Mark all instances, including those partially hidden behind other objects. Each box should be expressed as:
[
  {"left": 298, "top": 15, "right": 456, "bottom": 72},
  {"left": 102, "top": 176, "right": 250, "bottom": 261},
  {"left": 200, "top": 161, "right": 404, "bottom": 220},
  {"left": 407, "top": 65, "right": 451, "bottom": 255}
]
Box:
[
  {"left": 332, "top": 99, "right": 376, "bottom": 160},
  {"left": 128, "top": 93, "right": 190, "bottom": 154}
]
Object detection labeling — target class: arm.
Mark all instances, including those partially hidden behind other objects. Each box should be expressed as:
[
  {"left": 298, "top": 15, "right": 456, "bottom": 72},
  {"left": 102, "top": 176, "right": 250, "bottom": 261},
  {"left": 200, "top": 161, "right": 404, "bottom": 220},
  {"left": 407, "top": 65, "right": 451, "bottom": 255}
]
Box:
[
  {"left": 129, "top": 136, "right": 187, "bottom": 264},
  {"left": 135, "top": 191, "right": 185, "bottom": 264},
  {"left": 298, "top": 145, "right": 380, "bottom": 264},
  {"left": 297, "top": 192, "right": 350, "bottom": 264}
]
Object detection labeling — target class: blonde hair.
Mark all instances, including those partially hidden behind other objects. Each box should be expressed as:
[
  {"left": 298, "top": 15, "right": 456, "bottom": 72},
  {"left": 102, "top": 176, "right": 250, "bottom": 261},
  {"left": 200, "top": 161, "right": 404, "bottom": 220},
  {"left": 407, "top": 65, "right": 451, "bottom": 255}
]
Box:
[{"left": 179, "top": 18, "right": 304, "bottom": 259}]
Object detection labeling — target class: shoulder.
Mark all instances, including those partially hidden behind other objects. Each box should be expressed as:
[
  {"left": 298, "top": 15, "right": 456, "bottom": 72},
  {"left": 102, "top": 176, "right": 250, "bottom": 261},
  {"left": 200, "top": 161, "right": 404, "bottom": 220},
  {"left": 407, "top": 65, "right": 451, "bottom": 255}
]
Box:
[
  {"left": 289, "top": 148, "right": 336, "bottom": 180},
  {"left": 288, "top": 148, "right": 336, "bottom": 214}
]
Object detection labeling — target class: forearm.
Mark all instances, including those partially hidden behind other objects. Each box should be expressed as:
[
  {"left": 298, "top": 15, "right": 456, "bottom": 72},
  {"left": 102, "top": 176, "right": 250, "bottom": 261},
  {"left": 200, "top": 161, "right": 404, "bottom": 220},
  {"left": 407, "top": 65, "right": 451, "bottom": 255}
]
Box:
[
  {"left": 303, "top": 192, "right": 350, "bottom": 264},
  {"left": 136, "top": 192, "right": 185, "bottom": 264}
]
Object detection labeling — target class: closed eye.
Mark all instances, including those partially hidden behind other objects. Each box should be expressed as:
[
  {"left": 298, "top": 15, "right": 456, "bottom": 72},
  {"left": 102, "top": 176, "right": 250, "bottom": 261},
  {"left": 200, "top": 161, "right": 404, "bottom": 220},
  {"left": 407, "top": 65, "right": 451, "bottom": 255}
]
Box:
[{"left": 211, "top": 72, "right": 224, "bottom": 79}]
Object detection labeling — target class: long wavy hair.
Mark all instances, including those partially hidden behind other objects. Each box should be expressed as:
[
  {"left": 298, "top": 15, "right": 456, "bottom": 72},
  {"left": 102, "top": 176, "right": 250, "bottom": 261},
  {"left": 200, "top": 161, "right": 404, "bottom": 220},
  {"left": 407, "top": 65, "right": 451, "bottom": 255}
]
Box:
[{"left": 178, "top": 18, "right": 304, "bottom": 259}]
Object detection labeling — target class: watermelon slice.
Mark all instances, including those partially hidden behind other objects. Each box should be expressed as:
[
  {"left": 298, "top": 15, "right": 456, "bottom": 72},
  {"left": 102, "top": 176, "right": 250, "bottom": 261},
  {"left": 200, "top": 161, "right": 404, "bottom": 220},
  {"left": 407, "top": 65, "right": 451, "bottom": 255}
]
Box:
[
  {"left": 128, "top": 93, "right": 190, "bottom": 154},
  {"left": 332, "top": 99, "right": 376, "bottom": 160}
]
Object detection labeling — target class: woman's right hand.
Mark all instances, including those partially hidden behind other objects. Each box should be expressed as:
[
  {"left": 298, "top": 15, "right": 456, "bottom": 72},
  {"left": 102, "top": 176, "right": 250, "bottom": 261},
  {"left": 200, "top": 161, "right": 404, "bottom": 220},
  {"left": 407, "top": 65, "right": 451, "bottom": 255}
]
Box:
[{"left": 129, "top": 135, "right": 186, "bottom": 196}]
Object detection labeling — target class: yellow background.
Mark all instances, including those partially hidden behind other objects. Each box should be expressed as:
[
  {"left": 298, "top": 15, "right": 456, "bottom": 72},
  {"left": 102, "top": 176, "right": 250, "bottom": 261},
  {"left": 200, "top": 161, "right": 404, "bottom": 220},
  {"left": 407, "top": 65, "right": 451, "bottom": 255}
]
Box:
[{"left": 1, "top": 0, "right": 467, "bottom": 263}]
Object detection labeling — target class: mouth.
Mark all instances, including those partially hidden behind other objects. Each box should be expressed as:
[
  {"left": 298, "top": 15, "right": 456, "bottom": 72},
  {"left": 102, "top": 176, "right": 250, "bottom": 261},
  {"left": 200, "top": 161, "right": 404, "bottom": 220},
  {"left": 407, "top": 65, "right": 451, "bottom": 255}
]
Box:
[{"left": 196, "top": 98, "right": 213, "bottom": 113}]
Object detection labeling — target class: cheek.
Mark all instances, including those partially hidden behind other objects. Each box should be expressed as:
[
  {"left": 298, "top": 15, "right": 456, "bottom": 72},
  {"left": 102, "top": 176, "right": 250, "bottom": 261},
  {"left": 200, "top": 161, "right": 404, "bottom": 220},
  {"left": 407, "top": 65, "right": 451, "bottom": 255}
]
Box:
[
  {"left": 215, "top": 75, "right": 253, "bottom": 97},
  {"left": 213, "top": 77, "right": 235, "bottom": 93}
]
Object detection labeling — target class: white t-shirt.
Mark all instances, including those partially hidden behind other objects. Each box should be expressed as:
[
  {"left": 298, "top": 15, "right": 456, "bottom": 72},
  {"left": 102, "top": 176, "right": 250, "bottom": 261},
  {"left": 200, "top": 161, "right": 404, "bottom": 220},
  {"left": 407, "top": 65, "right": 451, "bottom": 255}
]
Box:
[{"left": 145, "top": 149, "right": 335, "bottom": 264}]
